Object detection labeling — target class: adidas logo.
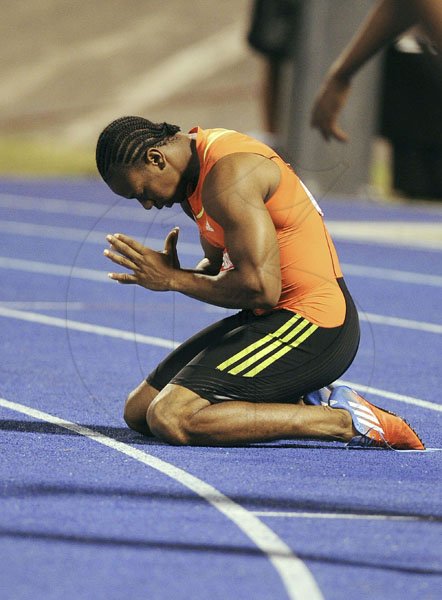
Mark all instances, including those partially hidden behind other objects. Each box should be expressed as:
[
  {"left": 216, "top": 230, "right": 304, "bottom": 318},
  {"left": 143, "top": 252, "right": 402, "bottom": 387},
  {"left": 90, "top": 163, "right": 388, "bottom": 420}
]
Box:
[{"left": 348, "top": 399, "right": 385, "bottom": 435}]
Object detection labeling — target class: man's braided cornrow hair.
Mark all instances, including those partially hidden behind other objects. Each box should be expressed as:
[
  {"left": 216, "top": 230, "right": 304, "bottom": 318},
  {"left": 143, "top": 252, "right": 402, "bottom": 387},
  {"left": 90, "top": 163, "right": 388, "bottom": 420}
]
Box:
[{"left": 96, "top": 116, "right": 181, "bottom": 180}]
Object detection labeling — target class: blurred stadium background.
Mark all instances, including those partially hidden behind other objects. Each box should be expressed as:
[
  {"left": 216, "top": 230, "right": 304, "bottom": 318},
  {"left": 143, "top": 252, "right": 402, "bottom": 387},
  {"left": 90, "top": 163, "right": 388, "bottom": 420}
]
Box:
[
  {"left": 1, "top": 0, "right": 440, "bottom": 199},
  {"left": 1, "top": 0, "right": 264, "bottom": 176}
]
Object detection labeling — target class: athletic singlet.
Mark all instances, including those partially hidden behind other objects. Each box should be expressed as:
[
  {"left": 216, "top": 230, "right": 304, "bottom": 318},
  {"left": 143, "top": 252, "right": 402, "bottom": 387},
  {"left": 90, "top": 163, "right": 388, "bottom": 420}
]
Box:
[{"left": 186, "top": 127, "right": 346, "bottom": 328}]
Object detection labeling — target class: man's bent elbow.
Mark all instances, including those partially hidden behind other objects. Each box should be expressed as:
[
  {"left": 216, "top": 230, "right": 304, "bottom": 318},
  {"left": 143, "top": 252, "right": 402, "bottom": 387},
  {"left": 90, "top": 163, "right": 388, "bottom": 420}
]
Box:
[{"left": 246, "top": 272, "right": 281, "bottom": 310}]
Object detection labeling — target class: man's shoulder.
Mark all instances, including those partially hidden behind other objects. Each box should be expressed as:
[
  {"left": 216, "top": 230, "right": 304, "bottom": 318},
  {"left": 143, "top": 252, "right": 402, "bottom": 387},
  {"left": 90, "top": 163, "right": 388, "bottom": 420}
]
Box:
[
  {"left": 200, "top": 128, "right": 277, "bottom": 164},
  {"left": 203, "top": 153, "right": 280, "bottom": 207}
]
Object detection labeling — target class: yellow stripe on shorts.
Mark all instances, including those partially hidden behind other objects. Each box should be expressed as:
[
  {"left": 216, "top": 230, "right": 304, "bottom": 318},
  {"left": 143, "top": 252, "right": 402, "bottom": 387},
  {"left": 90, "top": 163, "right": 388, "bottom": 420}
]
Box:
[
  {"left": 216, "top": 314, "right": 301, "bottom": 372},
  {"left": 227, "top": 318, "right": 310, "bottom": 376},
  {"left": 243, "top": 323, "right": 318, "bottom": 377}
]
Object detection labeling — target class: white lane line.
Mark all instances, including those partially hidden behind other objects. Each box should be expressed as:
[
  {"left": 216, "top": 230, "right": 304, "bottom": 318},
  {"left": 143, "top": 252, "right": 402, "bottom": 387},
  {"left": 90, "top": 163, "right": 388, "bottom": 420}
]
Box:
[
  {"left": 341, "top": 263, "right": 442, "bottom": 288},
  {"left": 251, "top": 512, "right": 423, "bottom": 521},
  {"left": 0, "top": 301, "right": 226, "bottom": 314},
  {"left": 328, "top": 221, "right": 442, "bottom": 250},
  {"left": 64, "top": 21, "right": 248, "bottom": 145},
  {"left": 2, "top": 210, "right": 442, "bottom": 254},
  {"left": 359, "top": 312, "right": 442, "bottom": 335},
  {"left": 0, "top": 221, "right": 201, "bottom": 256},
  {"left": 0, "top": 306, "right": 178, "bottom": 350},
  {"left": 336, "top": 379, "right": 442, "bottom": 413},
  {"left": 0, "top": 193, "right": 143, "bottom": 220},
  {"left": 0, "top": 302, "right": 87, "bottom": 310},
  {"left": 0, "top": 397, "right": 323, "bottom": 600},
  {"left": 0, "top": 306, "right": 440, "bottom": 414},
  {"left": 3, "top": 190, "right": 442, "bottom": 276},
  {"left": 3, "top": 191, "right": 442, "bottom": 258},
  {"left": 0, "top": 257, "right": 108, "bottom": 282},
  {"left": 2, "top": 217, "right": 442, "bottom": 283},
  {"left": 0, "top": 212, "right": 442, "bottom": 258},
  {"left": 2, "top": 258, "right": 441, "bottom": 335}
]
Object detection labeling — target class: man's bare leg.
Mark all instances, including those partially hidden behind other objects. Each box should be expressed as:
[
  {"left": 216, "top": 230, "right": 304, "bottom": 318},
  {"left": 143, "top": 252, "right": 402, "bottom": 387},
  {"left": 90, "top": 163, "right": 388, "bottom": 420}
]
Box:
[
  {"left": 146, "top": 384, "right": 356, "bottom": 445},
  {"left": 124, "top": 380, "right": 159, "bottom": 435}
]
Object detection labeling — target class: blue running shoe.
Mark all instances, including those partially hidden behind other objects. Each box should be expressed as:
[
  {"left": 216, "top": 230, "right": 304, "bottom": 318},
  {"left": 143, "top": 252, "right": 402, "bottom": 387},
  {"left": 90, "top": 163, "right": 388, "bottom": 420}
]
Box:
[
  {"left": 304, "top": 385, "right": 334, "bottom": 406},
  {"left": 328, "top": 386, "right": 425, "bottom": 450}
]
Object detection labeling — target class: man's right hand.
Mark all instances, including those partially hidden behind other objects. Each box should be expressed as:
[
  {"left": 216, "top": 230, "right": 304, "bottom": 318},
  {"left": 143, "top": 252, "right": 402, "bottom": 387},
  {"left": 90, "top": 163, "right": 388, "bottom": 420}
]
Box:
[{"left": 163, "top": 227, "right": 181, "bottom": 270}]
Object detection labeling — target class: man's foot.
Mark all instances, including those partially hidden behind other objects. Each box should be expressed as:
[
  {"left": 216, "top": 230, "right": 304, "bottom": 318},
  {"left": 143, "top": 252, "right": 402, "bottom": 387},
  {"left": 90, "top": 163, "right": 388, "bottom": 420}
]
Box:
[{"left": 329, "top": 386, "right": 425, "bottom": 450}]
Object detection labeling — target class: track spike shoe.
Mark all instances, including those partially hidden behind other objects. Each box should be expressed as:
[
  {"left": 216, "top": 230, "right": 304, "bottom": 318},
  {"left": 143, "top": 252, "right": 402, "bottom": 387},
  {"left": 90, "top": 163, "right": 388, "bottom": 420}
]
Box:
[{"left": 329, "top": 386, "right": 425, "bottom": 450}]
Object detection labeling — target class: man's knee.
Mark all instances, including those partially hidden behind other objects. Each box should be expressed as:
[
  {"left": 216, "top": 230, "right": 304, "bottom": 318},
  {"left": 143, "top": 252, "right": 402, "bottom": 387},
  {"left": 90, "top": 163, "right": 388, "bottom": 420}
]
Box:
[
  {"left": 123, "top": 381, "right": 158, "bottom": 435},
  {"left": 147, "top": 398, "right": 190, "bottom": 445},
  {"left": 147, "top": 385, "right": 209, "bottom": 445},
  {"left": 123, "top": 390, "right": 141, "bottom": 430}
]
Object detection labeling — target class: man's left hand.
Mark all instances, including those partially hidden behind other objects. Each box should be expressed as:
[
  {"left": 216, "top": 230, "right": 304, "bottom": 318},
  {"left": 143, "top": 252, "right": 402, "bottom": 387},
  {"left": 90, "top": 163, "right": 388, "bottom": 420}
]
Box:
[{"left": 104, "top": 228, "right": 180, "bottom": 291}]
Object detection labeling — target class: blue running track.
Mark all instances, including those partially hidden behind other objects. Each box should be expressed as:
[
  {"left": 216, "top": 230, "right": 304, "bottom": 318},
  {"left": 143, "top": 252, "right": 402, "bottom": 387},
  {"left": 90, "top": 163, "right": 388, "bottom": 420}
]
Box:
[{"left": 0, "top": 178, "right": 441, "bottom": 600}]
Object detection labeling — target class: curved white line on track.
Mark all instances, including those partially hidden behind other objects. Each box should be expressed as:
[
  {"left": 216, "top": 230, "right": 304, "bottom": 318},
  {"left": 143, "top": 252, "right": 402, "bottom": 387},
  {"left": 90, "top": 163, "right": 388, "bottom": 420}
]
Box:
[
  {"left": 0, "top": 397, "right": 323, "bottom": 600},
  {"left": 0, "top": 306, "right": 440, "bottom": 413}
]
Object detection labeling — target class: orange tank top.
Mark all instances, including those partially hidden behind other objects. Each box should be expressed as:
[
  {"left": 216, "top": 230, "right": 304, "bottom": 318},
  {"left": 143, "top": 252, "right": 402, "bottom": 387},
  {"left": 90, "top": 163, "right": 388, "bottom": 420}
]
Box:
[{"left": 187, "top": 127, "right": 346, "bottom": 327}]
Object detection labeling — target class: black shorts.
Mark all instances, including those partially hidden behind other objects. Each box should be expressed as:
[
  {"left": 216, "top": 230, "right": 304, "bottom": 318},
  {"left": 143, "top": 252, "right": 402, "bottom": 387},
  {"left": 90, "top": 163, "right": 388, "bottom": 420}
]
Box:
[{"left": 147, "top": 279, "right": 360, "bottom": 404}]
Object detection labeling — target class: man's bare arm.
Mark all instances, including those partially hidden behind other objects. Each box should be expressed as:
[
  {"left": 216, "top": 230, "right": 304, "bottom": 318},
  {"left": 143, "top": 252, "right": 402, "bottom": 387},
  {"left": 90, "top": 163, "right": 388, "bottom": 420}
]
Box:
[
  {"left": 179, "top": 199, "right": 223, "bottom": 274},
  {"left": 168, "top": 154, "right": 281, "bottom": 309},
  {"left": 194, "top": 235, "right": 223, "bottom": 275},
  {"left": 105, "top": 154, "right": 282, "bottom": 310}
]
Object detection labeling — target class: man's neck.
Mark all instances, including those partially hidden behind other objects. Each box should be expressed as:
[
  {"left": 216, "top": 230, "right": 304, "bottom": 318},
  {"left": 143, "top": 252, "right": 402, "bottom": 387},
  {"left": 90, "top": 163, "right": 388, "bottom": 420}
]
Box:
[{"left": 181, "top": 134, "right": 200, "bottom": 193}]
